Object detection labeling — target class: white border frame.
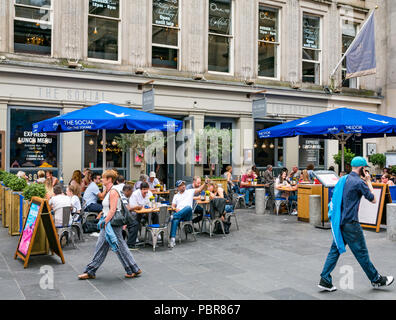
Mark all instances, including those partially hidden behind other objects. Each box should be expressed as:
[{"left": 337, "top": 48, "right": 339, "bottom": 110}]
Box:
[
  {"left": 87, "top": 0, "right": 122, "bottom": 64},
  {"left": 301, "top": 12, "right": 322, "bottom": 85},
  {"left": 207, "top": 0, "right": 235, "bottom": 76},
  {"left": 13, "top": 0, "right": 54, "bottom": 57},
  {"left": 151, "top": 0, "right": 181, "bottom": 71},
  {"left": 257, "top": 3, "right": 281, "bottom": 81}
]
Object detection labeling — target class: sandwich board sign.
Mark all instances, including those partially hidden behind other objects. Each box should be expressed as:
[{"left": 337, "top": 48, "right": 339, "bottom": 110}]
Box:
[{"left": 14, "top": 197, "right": 65, "bottom": 268}]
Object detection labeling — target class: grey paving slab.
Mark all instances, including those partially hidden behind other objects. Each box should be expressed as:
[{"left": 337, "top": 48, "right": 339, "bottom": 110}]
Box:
[{"left": 1, "top": 209, "right": 396, "bottom": 300}]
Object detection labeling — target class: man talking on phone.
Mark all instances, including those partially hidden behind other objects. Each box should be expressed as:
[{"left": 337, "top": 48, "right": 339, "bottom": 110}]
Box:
[{"left": 318, "top": 157, "right": 394, "bottom": 292}]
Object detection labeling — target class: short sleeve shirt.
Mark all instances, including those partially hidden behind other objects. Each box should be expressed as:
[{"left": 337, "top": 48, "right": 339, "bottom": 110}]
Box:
[
  {"left": 129, "top": 189, "right": 153, "bottom": 209},
  {"left": 172, "top": 189, "right": 196, "bottom": 210},
  {"left": 83, "top": 182, "right": 100, "bottom": 207},
  {"left": 70, "top": 195, "right": 81, "bottom": 214},
  {"left": 340, "top": 172, "right": 375, "bottom": 225}
]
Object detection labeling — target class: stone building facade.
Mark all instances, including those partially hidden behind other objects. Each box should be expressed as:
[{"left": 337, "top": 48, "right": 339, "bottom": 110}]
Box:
[{"left": 0, "top": 0, "right": 392, "bottom": 185}]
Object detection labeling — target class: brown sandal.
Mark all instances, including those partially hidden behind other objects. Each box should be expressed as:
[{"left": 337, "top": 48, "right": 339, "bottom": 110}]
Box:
[
  {"left": 125, "top": 270, "right": 142, "bottom": 278},
  {"left": 78, "top": 273, "right": 96, "bottom": 280}
]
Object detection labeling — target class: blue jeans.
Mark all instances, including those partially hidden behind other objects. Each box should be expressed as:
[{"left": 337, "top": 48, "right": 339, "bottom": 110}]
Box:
[
  {"left": 170, "top": 206, "right": 193, "bottom": 238},
  {"left": 320, "top": 221, "right": 380, "bottom": 285},
  {"left": 241, "top": 188, "right": 255, "bottom": 205}
]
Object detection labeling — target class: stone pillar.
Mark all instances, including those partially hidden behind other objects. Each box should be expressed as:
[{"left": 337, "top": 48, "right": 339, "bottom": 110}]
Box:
[
  {"left": 309, "top": 195, "right": 322, "bottom": 227},
  {"left": 0, "top": 0, "right": 9, "bottom": 53},
  {"left": 285, "top": 137, "right": 299, "bottom": 170},
  {"left": 387, "top": 203, "right": 396, "bottom": 241},
  {"left": 129, "top": 0, "right": 151, "bottom": 69},
  {"left": 54, "top": 0, "right": 84, "bottom": 61},
  {"left": 61, "top": 107, "right": 83, "bottom": 183},
  {"left": 255, "top": 188, "right": 265, "bottom": 215},
  {"left": 234, "top": 0, "right": 256, "bottom": 81},
  {"left": 192, "top": 112, "right": 205, "bottom": 177},
  {"left": 180, "top": 0, "right": 207, "bottom": 74},
  {"left": 234, "top": 116, "right": 254, "bottom": 177}
]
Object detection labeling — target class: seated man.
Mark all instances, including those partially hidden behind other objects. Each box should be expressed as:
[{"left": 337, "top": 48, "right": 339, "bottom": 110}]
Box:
[
  {"left": 148, "top": 172, "right": 160, "bottom": 190},
  {"left": 133, "top": 174, "right": 149, "bottom": 191},
  {"left": 186, "top": 176, "right": 204, "bottom": 225},
  {"left": 49, "top": 184, "right": 72, "bottom": 227},
  {"left": 83, "top": 173, "right": 108, "bottom": 213},
  {"left": 240, "top": 169, "right": 257, "bottom": 208},
  {"left": 127, "top": 182, "right": 157, "bottom": 250},
  {"left": 170, "top": 179, "right": 208, "bottom": 249}
]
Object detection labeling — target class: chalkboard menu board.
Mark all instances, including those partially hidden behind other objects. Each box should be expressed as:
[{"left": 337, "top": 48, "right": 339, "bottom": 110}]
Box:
[
  {"left": 258, "top": 6, "right": 278, "bottom": 42},
  {"left": 303, "top": 15, "right": 320, "bottom": 49},
  {"left": 153, "top": 0, "right": 179, "bottom": 27},
  {"left": 209, "top": 0, "right": 232, "bottom": 35},
  {"left": 299, "top": 137, "right": 321, "bottom": 168}
]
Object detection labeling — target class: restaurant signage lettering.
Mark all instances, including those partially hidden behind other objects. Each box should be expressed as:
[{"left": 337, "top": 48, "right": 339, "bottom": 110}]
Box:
[
  {"left": 143, "top": 89, "right": 155, "bottom": 112},
  {"left": 299, "top": 138, "right": 320, "bottom": 167},
  {"left": 209, "top": 0, "right": 231, "bottom": 35},
  {"left": 90, "top": 0, "right": 118, "bottom": 12},
  {"left": 258, "top": 7, "right": 277, "bottom": 42},
  {"left": 303, "top": 16, "right": 320, "bottom": 49},
  {"left": 16, "top": 131, "right": 53, "bottom": 163},
  {"left": 153, "top": 0, "right": 179, "bottom": 27}
]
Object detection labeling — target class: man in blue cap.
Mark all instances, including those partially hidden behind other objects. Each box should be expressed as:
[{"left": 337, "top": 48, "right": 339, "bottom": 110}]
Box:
[{"left": 318, "top": 156, "right": 394, "bottom": 292}]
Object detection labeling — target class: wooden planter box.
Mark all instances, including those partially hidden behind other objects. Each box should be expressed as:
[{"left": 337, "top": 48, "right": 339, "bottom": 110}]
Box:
[
  {"left": 9, "top": 192, "right": 26, "bottom": 236},
  {"left": 0, "top": 183, "right": 4, "bottom": 219},
  {"left": 3, "top": 188, "right": 11, "bottom": 228}
]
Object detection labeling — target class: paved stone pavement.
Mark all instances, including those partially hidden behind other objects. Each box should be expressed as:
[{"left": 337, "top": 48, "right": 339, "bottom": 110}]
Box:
[{"left": 0, "top": 209, "right": 395, "bottom": 300}]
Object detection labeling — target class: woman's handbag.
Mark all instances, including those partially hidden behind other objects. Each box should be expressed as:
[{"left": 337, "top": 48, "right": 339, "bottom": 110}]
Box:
[{"left": 110, "top": 189, "right": 134, "bottom": 227}]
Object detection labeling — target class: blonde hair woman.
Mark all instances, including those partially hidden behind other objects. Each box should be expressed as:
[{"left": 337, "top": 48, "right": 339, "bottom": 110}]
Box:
[
  {"left": 299, "top": 170, "right": 311, "bottom": 184},
  {"left": 44, "top": 178, "right": 55, "bottom": 201},
  {"left": 78, "top": 170, "right": 142, "bottom": 280},
  {"left": 36, "top": 170, "right": 46, "bottom": 184}
]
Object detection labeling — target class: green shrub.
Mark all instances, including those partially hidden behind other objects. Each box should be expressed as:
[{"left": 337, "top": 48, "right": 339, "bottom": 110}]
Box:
[
  {"left": 369, "top": 153, "right": 386, "bottom": 169},
  {"left": 3, "top": 173, "right": 16, "bottom": 187},
  {"left": 9, "top": 177, "right": 28, "bottom": 192},
  {"left": 23, "top": 183, "right": 46, "bottom": 201},
  {"left": 391, "top": 166, "right": 396, "bottom": 175},
  {"left": 333, "top": 148, "right": 356, "bottom": 169},
  {"left": 0, "top": 170, "right": 7, "bottom": 182}
]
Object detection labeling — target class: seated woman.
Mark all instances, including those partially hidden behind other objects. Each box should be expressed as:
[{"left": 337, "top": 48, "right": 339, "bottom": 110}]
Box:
[
  {"left": 45, "top": 178, "right": 55, "bottom": 201},
  {"left": 299, "top": 170, "right": 312, "bottom": 184},
  {"left": 36, "top": 170, "right": 46, "bottom": 184},
  {"left": 69, "top": 170, "right": 82, "bottom": 197},
  {"left": 381, "top": 173, "right": 395, "bottom": 186},
  {"left": 208, "top": 183, "right": 226, "bottom": 220},
  {"left": 66, "top": 184, "right": 82, "bottom": 215},
  {"left": 224, "top": 165, "right": 240, "bottom": 194},
  {"left": 49, "top": 185, "right": 72, "bottom": 227},
  {"left": 275, "top": 171, "right": 298, "bottom": 215}
]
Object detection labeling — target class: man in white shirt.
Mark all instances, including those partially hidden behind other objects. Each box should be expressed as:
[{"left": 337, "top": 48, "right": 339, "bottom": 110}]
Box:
[
  {"left": 49, "top": 185, "right": 72, "bottom": 227},
  {"left": 126, "top": 182, "right": 154, "bottom": 249},
  {"left": 148, "top": 172, "right": 160, "bottom": 190},
  {"left": 170, "top": 179, "right": 208, "bottom": 249}
]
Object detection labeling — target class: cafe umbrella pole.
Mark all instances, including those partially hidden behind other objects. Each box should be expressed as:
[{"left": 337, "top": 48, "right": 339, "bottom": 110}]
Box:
[{"left": 103, "top": 129, "right": 106, "bottom": 173}]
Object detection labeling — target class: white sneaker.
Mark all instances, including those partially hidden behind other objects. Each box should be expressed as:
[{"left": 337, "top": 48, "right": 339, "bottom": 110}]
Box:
[
  {"left": 290, "top": 210, "right": 298, "bottom": 216},
  {"left": 90, "top": 232, "right": 100, "bottom": 237},
  {"left": 158, "top": 234, "right": 162, "bottom": 241},
  {"left": 169, "top": 237, "right": 176, "bottom": 249}
]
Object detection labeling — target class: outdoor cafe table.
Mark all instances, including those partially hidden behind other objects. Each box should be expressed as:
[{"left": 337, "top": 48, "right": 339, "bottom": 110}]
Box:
[
  {"left": 151, "top": 191, "right": 170, "bottom": 196},
  {"left": 241, "top": 183, "right": 267, "bottom": 188}
]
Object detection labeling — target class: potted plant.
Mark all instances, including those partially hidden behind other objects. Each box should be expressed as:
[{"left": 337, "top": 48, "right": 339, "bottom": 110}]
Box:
[
  {"left": 333, "top": 148, "right": 356, "bottom": 173},
  {"left": 205, "top": 190, "right": 210, "bottom": 201},
  {"left": 22, "top": 183, "right": 46, "bottom": 201},
  {"left": 369, "top": 153, "right": 386, "bottom": 171},
  {"left": 9, "top": 176, "right": 27, "bottom": 192},
  {"left": 155, "top": 184, "right": 161, "bottom": 192}
]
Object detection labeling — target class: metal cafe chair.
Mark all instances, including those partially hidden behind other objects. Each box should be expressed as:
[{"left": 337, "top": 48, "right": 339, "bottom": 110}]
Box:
[
  {"left": 144, "top": 206, "right": 171, "bottom": 252},
  {"left": 56, "top": 206, "right": 76, "bottom": 248}
]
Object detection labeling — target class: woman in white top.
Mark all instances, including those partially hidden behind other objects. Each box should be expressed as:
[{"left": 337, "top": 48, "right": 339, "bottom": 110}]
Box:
[
  {"left": 275, "top": 171, "right": 290, "bottom": 199},
  {"left": 66, "top": 184, "right": 81, "bottom": 215},
  {"left": 78, "top": 170, "right": 142, "bottom": 280}
]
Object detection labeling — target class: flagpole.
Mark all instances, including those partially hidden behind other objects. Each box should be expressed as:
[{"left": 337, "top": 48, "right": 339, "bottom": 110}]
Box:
[{"left": 330, "top": 6, "right": 378, "bottom": 80}]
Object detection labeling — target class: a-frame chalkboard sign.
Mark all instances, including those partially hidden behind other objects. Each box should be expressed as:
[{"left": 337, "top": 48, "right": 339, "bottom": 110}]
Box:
[{"left": 14, "top": 197, "right": 65, "bottom": 268}]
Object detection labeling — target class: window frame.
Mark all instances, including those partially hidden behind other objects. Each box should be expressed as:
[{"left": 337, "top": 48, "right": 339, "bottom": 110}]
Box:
[
  {"left": 301, "top": 13, "right": 322, "bottom": 85},
  {"left": 13, "top": 0, "right": 54, "bottom": 56},
  {"left": 151, "top": 0, "right": 181, "bottom": 71},
  {"left": 87, "top": 0, "right": 122, "bottom": 64},
  {"left": 207, "top": 0, "right": 235, "bottom": 75},
  {"left": 257, "top": 4, "right": 281, "bottom": 81},
  {"left": 341, "top": 18, "right": 360, "bottom": 89}
]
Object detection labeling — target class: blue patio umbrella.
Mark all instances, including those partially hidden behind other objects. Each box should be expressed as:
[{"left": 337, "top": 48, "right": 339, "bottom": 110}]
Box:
[
  {"left": 257, "top": 107, "right": 396, "bottom": 171},
  {"left": 32, "top": 103, "right": 183, "bottom": 172}
]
